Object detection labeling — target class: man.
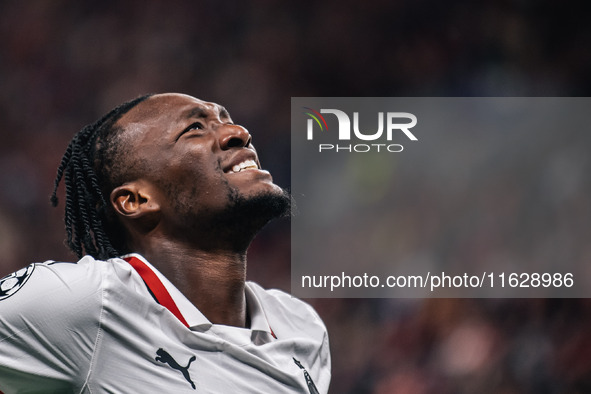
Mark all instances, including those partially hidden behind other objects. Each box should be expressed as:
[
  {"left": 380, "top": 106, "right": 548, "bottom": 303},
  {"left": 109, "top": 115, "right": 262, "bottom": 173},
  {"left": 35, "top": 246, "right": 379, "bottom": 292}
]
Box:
[{"left": 0, "top": 93, "right": 330, "bottom": 393}]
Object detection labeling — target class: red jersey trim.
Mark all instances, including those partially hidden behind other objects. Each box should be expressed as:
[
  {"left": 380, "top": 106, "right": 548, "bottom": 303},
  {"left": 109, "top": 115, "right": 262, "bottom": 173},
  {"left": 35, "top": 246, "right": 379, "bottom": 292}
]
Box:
[{"left": 124, "top": 256, "right": 190, "bottom": 328}]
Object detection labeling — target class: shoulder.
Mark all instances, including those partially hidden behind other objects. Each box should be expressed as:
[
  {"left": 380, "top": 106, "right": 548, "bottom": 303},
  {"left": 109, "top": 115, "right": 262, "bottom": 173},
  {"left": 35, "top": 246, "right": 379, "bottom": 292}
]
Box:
[
  {"left": 0, "top": 255, "right": 143, "bottom": 348},
  {"left": 246, "top": 282, "right": 332, "bottom": 389},
  {"left": 0, "top": 256, "right": 124, "bottom": 384},
  {"left": 0, "top": 255, "right": 128, "bottom": 315},
  {"left": 1, "top": 257, "right": 97, "bottom": 302}
]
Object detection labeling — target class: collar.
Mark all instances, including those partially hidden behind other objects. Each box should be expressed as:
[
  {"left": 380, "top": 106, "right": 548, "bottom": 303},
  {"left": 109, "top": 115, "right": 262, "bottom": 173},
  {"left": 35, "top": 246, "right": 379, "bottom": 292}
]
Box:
[{"left": 120, "top": 253, "right": 275, "bottom": 338}]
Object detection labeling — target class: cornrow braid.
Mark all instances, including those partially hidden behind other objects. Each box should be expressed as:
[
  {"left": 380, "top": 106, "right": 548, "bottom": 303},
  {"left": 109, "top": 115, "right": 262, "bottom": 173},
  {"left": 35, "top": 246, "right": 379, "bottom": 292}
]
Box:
[{"left": 51, "top": 94, "right": 153, "bottom": 260}]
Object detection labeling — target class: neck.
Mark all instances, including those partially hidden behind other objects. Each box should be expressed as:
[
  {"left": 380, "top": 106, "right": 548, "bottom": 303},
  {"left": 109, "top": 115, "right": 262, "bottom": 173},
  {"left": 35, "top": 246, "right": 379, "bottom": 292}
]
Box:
[{"left": 135, "top": 238, "right": 249, "bottom": 328}]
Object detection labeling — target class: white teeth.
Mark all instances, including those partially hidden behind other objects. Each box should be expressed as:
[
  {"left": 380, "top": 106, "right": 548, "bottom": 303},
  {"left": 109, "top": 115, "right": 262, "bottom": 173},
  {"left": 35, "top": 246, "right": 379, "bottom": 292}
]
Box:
[
  {"left": 229, "top": 159, "right": 258, "bottom": 173},
  {"left": 240, "top": 160, "right": 258, "bottom": 170}
]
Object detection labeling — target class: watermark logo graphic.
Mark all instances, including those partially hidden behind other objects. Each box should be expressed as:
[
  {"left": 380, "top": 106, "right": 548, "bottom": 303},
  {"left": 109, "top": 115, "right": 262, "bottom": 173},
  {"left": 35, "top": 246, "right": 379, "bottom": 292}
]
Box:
[
  {"left": 303, "top": 107, "right": 329, "bottom": 139},
  {"left": 303, "top": 106, "right": 418, "bottom": 153}
]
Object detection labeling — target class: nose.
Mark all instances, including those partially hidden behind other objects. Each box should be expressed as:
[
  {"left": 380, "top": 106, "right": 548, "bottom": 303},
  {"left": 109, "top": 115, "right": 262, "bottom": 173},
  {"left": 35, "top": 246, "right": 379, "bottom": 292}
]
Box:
[{"left": 218, "top": 124, "right": 252, "bottom": 150}]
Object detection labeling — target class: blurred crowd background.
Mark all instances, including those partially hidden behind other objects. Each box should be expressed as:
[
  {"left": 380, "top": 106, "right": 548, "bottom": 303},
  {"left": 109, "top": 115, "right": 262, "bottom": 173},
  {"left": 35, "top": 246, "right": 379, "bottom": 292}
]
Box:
[{"left": 0, "top": 1, "right": 589, "bottom": 393}]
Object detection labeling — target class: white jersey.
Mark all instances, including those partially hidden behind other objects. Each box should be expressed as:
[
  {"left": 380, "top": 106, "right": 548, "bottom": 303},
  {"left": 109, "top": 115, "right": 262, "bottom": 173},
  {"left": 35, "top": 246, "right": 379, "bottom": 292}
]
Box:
[{"left": 0, "top": 254, "right": 330, "bottom": 393}]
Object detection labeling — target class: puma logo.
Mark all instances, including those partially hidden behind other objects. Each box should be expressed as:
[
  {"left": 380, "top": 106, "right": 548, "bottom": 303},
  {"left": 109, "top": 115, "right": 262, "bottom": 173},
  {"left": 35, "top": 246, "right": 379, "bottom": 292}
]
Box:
[{"left": 155, "top": 348, "right": 196, "bottom": 390}]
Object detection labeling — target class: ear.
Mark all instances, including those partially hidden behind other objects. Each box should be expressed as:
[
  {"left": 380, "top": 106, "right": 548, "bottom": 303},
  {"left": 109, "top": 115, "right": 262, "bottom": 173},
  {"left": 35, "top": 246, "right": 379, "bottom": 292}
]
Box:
[{"left": 110, "top": 181, "right": 161, "bottom": 219}]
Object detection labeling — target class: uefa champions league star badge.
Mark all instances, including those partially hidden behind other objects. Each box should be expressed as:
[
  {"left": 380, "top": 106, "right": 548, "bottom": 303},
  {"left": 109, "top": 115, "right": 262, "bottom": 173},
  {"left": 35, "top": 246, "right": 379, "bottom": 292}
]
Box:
[{"left": 0, "top": 264, "right": 35, "bottom": 301}]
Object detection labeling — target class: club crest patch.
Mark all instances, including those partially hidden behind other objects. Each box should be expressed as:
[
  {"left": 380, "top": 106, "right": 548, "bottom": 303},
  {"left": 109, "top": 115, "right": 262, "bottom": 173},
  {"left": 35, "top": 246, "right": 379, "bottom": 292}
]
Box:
[{"left": 0, "top": 264, "right": 35, "bottom": 301}]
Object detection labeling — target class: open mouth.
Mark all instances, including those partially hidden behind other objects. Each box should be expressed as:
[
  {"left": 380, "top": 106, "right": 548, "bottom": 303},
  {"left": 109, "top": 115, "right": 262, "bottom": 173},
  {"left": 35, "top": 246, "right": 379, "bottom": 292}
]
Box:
[{"left": 225, "top": 159, "right": 259, "bottom": 174}]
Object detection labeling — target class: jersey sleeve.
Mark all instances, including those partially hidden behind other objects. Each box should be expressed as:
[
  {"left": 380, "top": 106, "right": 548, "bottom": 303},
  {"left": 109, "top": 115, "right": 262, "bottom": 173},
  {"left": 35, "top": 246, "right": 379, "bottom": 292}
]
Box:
[{"left": 0, "top": 257, "right": 104, "bottom": 393}]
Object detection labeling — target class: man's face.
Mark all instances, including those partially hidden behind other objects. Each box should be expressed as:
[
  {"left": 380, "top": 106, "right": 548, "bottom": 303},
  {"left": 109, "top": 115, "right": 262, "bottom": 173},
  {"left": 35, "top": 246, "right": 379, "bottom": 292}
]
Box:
[{"left": 114, "top": 93, "right": 289, "bottom": 244}]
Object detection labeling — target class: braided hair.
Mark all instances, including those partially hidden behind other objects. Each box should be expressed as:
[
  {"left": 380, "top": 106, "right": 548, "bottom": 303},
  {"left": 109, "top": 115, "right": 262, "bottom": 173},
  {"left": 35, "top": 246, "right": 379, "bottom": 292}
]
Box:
[{"left": 50, "top": 94, "right": 153, "bottom": 260}]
